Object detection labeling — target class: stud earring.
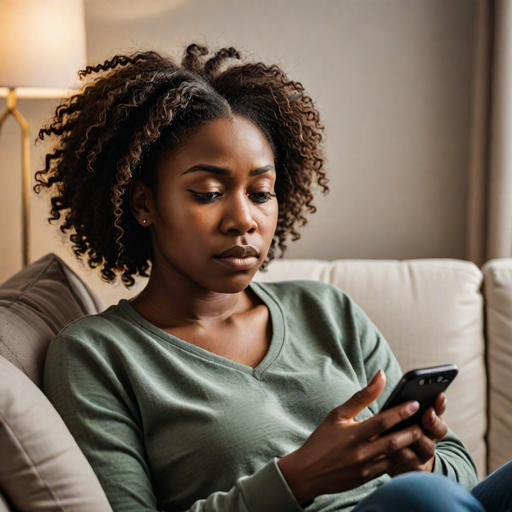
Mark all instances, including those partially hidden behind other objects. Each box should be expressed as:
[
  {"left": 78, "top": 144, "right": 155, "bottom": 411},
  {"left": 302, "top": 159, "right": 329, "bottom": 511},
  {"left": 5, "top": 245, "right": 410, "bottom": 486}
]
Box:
[{"left": 142, "top": 219, "right": 146, "bottom": 224}]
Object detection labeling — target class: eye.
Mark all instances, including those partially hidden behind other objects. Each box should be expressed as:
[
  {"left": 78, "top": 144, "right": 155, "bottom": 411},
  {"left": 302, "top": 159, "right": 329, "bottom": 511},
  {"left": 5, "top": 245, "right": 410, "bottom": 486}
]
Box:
[
  {"left": 188, "top": 190, "right": 277, "bottom": 204},
  {"left": 250, "top": 192, "right": 277, "bottom": 203},
  {"left": 188, "top": 191, "right": 223, "bottom": 203}
]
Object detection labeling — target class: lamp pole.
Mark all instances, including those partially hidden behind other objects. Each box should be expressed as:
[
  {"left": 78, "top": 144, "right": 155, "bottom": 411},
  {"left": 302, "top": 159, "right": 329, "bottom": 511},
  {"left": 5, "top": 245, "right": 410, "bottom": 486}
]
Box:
[
  {"left": 0, "top": 0, "right": 86, "bottom": 269},
  {"left": 0, "top": 88, "right": 31, "bottom": 267}
]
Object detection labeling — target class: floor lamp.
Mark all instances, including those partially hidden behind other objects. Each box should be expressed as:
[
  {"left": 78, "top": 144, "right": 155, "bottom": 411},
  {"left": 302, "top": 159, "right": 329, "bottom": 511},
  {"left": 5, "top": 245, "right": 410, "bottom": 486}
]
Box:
[{"left": 0, "top": 0, "right": 86, "bottom": 268}]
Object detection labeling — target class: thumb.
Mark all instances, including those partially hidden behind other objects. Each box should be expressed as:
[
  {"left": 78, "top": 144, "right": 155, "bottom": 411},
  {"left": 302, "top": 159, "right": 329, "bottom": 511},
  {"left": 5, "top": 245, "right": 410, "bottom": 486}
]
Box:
[{"left": 332, "top": 369, "right": 386, "bottom": 422}]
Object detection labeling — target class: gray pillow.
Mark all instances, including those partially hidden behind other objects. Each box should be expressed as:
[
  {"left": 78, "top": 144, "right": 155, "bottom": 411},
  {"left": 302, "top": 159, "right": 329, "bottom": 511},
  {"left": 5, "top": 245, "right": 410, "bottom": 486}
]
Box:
[{"left": 0, "top": 253, "right": 102, "bottom": 388}]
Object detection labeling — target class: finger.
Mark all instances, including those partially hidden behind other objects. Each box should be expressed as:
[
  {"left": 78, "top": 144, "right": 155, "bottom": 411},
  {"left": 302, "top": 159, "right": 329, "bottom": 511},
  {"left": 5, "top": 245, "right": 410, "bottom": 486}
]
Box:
[
  {"left": 435, "top": 393, "right": 447, "bottom": 416},
  {"left": 356, "top": 400, "right": 420, "bottom": 439},
  {"left": 357, "top": 455, "right": 397, "bottom": 485},
  {"left": 391, "top": 446, "right": 418, "bottom": 467},
  {"left": 362, "top": 424, "right": 423, "bottom": 461},
  {"left": 332, "top": 370, "right": 386, "bottom": 422},
  {"left": 422, "top": 407, "right": 448, "bottom": 441},
  {"left": 410, "top": 434, "right": 436, "bottom": 464},
  {"left": 387, "top": 463, "right": 407, "bottom": 477}
]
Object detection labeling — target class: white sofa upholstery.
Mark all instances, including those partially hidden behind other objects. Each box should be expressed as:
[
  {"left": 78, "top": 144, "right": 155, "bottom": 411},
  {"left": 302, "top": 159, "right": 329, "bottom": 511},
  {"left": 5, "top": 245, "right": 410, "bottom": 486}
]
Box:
[{"left": 1, "top": 254, "right": 511, "bottom": 511}]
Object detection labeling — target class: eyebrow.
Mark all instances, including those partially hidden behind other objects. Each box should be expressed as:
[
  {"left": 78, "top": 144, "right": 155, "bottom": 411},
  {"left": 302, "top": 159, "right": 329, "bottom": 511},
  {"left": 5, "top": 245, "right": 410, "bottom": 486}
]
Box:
[{"left": 180, "top": 164, "right": 275, "bottom": 177}]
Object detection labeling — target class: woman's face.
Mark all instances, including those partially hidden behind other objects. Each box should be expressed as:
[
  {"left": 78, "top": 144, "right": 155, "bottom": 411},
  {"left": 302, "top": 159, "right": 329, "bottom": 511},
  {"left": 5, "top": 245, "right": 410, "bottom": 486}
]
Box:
[{"left": 138, "top": 114, "right": 278, "bottom": 294}]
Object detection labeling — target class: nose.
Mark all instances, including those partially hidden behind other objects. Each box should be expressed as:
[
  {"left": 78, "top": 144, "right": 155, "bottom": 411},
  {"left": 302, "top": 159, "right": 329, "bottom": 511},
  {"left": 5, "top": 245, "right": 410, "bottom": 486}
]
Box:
[{"left": 220, "top": 190, "right": 257, "bottom": 235}]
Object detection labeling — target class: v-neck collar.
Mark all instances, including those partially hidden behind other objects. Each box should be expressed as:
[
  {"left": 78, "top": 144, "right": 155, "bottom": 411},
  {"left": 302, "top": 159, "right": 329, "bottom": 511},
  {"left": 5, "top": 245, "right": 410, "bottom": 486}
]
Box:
[{"left": 117, "top": 281, "right": 285, "bottom": 380}]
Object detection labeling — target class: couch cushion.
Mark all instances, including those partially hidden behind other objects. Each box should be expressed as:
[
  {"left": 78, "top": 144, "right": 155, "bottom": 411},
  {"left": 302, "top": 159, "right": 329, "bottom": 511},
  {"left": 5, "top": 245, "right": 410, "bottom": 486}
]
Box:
[
  {"left": 482, "top": 259, "right": 512, "bottom": 473},
  {"left": 0, "top": 254, "right": 102, "bottom": 388},
  {"left": 0, "top": 354, "right": 113, "bottom": 511},
  {"left": 255, "top": 258, "right": 487, "bottom": 477}
]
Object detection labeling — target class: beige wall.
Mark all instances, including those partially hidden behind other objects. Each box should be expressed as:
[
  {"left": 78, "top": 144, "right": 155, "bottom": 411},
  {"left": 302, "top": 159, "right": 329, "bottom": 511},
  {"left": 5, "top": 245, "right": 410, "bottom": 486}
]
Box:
[{"left": 0, "top": 0, "right": 476, "bottom": 305}]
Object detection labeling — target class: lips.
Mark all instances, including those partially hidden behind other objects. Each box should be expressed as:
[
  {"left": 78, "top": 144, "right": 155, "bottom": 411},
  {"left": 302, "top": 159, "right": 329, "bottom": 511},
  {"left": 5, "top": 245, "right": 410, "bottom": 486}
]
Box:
[{"left": 214, "top": 245, "right": 259, "bottom": 258}]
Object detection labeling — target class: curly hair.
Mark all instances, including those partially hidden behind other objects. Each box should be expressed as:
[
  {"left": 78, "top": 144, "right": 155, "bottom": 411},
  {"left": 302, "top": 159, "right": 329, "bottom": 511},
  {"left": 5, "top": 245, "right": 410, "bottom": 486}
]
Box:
[{"left": 34, "top": 43, "right": 329, "bottom": 287}]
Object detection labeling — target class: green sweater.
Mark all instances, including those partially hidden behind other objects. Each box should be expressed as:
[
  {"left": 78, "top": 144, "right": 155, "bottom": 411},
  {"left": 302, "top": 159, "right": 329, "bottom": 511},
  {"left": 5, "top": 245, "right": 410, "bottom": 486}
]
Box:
[{"left": 43, "top": 280, "right": 478, "bottom": 512}]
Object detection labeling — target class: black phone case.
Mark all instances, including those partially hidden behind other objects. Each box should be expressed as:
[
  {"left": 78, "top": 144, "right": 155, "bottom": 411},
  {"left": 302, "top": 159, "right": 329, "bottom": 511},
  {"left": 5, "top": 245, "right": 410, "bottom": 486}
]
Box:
[{"left": 379, "top": 364, "right": 458, "bottom": 435}]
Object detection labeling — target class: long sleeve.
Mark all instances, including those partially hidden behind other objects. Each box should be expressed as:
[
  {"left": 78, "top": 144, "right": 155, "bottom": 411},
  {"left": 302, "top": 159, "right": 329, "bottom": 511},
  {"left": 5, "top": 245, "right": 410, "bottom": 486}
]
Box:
[
  {"left": 431, "top": 429, "right": 479, "bottom": 490},
  {"left": 349, "top": 298, "right": 479, "bottom": 490},
  {"left": 43, "top": 334, "right": 304, "bottom": 512}
]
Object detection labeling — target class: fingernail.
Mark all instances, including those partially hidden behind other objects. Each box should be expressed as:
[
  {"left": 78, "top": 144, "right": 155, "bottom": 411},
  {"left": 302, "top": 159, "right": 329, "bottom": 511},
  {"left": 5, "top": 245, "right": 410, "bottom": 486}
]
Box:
[
  {"left": 409, "top": 401, "right": 420, "bottom": 413},
  {"left": 430, "top": 410, "right": 436, "bottom": 423}
]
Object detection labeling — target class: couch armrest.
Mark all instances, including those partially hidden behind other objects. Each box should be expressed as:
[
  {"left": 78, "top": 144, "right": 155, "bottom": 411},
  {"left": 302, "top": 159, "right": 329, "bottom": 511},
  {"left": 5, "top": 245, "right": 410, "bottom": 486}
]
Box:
[{"left": 483, "top": 259, "right": 512, "bottom": 473}]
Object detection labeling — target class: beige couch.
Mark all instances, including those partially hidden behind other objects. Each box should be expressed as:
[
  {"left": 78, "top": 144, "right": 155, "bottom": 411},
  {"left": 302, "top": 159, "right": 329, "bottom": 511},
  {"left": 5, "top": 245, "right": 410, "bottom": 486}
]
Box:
[{"left": 0, "top": 253, "right": 511, "bottom": 511}]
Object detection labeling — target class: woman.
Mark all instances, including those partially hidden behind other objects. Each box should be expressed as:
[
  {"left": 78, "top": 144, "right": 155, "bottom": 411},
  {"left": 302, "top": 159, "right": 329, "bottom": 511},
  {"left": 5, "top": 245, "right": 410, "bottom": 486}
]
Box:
[{"left": 38, "top": 44, "right": 509, "bottom": 511}]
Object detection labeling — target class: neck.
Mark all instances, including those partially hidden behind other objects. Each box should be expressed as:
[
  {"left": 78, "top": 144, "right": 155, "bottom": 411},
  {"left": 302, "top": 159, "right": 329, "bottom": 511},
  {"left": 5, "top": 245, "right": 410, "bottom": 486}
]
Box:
[{"left": 130, "top": 259, "right": 251, "bottom": 329}]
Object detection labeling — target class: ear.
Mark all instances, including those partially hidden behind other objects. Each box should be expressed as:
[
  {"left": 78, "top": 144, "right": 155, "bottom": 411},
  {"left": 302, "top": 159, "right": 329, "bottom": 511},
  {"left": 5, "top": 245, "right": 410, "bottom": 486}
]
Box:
[{"left": 129, "top": 180, "right": 154, "bottom": 227}]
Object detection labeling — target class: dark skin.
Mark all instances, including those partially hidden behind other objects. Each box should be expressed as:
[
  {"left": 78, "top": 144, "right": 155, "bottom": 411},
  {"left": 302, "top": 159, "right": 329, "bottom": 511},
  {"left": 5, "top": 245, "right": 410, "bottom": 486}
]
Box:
[
  {"left": 128, "top": 114, "right": 449, "bottom": 504},
  {"left": 129, "top": 114, "right": 278, "bottom": 367}
]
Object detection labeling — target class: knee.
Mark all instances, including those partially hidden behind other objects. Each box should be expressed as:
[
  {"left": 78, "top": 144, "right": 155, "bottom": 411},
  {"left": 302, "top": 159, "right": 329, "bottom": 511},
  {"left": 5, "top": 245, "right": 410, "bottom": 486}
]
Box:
[
  {"left": 389, "top": 471, "right": 458, "bottom": 493},
  {"left": 356, "top": 472, "right": 483, "bottom": 512}
]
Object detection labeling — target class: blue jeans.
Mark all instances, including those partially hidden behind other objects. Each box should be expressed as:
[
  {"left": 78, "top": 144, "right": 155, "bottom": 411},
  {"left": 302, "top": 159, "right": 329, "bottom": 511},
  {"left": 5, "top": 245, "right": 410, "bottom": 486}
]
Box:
[{"left": 352, "top": 461, "right": 512, "bottom": 512}]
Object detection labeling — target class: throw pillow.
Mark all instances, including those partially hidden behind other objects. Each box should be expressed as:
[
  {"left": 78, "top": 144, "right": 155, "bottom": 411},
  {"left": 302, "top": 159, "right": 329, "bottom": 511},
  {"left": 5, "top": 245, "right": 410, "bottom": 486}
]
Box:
[{"left": 0, "top": 253, "right": 102, "bottom": 388}]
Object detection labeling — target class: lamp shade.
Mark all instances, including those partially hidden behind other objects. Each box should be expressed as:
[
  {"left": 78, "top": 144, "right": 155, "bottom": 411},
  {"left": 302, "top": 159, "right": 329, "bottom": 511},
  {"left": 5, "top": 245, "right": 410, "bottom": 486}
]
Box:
[{"left": 0, "top": 0, "right": 86, "bottom": 89}]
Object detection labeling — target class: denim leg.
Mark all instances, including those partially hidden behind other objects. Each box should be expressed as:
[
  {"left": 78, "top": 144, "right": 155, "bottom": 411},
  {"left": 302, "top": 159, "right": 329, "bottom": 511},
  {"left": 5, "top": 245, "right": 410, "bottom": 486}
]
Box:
[
  {"left": 352, "top": 472, "right": 485, "bottom": 512},
  {"left": 471, "top": 460, "right": 512, "bottom": 512}
]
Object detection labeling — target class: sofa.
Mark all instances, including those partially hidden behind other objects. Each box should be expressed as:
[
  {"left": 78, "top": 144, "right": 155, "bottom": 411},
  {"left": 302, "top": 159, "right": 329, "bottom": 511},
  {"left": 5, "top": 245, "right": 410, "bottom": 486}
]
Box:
[{"left": 0, "top": 253, "right": 511, "bottom": 511}]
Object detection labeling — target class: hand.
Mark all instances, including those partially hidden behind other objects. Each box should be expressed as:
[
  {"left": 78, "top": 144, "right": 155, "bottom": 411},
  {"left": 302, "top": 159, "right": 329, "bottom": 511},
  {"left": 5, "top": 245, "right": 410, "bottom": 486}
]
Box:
[
  {"left": 277, "top": 370, "right": 423, "bottom": 505},
  {"left": 388, "top": 392, "right": 449, "bottom": 475}
]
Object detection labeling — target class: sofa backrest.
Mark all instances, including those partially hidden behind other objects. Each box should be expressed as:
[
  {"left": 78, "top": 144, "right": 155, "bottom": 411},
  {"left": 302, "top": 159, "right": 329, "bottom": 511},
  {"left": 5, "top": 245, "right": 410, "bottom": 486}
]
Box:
[{"left": 255, "top": 258, "right": 487, "bottom": 477}]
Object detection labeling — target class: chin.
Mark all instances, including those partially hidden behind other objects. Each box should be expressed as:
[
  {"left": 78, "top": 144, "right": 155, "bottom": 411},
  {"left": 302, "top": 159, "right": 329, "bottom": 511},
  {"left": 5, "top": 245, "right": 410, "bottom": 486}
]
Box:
[{"left": 207, "top": 273, "right": 257, "bottom": 294}]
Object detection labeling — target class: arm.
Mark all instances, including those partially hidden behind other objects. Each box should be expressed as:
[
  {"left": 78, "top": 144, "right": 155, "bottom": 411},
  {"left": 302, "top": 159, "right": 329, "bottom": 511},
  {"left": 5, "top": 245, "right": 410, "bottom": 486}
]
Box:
[
  {"left": 432, "top": 428, "right": 479, "bottom": 489},
  {"left": 43, "top": 334, "right": 305, "bottom": 512},
  {"left": 351, "top": 298, "right": 479, "bottom": 488}
]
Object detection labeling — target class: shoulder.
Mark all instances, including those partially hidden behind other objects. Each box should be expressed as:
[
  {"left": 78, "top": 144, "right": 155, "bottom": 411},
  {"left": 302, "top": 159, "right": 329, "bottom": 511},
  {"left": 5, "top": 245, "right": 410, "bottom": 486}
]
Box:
[
  {"left": 253, "top": 279, "right": 380, "bottom": 337},
  {"left": 44, "top": 300, "right": 140, "bottom": 393},
  {"left": 45, "top": 300, "right": 133, "bottom": 360},
  {"left": 57, "top": 301, "right": 125, "bottom": 338}
]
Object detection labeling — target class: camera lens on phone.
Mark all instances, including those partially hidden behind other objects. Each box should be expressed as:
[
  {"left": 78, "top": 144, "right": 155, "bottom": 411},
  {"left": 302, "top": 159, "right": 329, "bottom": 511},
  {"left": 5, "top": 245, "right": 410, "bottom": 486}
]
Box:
[{"left": 419, "top": 379, "right": 425, "bottom": 385}]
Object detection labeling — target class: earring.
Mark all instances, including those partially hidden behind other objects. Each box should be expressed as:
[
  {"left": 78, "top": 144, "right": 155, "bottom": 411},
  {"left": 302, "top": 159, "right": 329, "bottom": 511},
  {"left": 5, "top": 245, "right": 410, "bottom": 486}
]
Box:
[{"left": 142, "top": 219, "right": 146, "bottom": 224}]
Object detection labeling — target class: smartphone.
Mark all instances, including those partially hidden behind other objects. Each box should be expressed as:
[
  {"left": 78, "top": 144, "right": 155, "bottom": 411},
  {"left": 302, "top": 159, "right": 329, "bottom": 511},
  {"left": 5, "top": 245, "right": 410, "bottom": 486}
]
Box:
[{"left": 378, "top": 364, "right": 458, "bottom": 435}]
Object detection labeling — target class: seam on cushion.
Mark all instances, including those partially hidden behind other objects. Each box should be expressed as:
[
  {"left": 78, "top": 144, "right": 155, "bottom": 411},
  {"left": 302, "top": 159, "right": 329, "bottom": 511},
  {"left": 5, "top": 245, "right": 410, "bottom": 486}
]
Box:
[
  {"left": 0, "top": 409, "right": 67, "bottom": 512},
  {"left": 3, "top": 257, "right": 55, "bottom": 312},
  {"left": 0, "top": 339, "right": 26, "bottom": 375}
]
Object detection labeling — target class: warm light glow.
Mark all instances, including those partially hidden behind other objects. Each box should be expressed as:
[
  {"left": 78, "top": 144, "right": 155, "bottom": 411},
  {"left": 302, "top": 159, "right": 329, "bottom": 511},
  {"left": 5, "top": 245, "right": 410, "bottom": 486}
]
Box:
[
  {"left": 0, "top": 0, "right": 87, "bottom": 90},
  {"left": 0, "top": 87, "right": 72, "bottom": 99}
]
